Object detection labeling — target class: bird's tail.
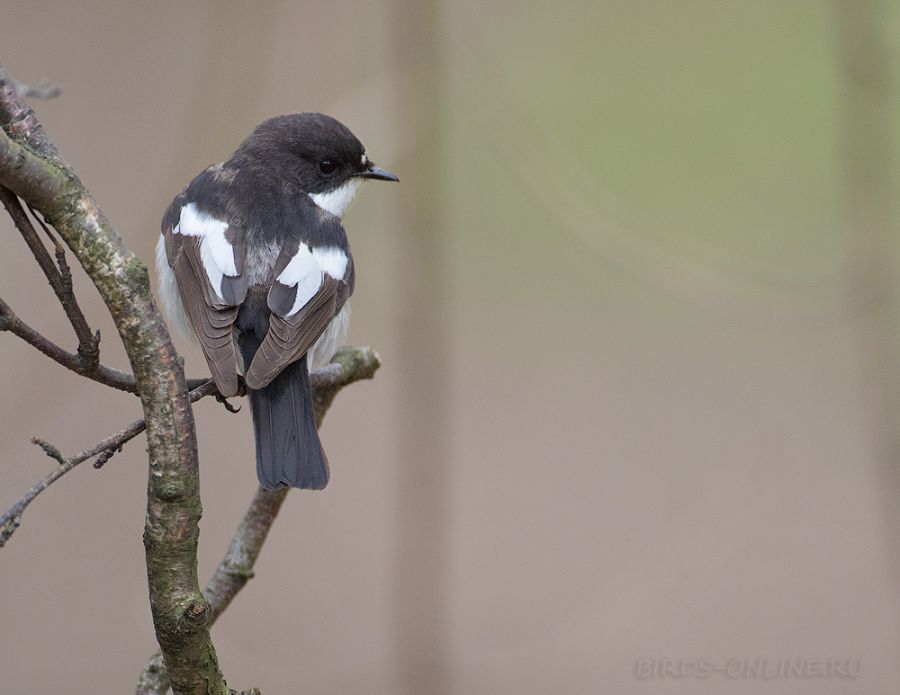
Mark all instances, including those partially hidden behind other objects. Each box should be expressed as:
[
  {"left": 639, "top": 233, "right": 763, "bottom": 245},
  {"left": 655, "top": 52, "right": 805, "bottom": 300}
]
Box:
[{"left": 239, "top": 335, "right": 329, "bottom": 490}]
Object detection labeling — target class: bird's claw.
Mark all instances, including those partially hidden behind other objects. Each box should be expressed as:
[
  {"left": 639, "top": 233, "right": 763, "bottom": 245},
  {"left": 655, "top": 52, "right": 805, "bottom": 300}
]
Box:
[{"left": 215, "top": 393, "right": 242, "bottom": 413}]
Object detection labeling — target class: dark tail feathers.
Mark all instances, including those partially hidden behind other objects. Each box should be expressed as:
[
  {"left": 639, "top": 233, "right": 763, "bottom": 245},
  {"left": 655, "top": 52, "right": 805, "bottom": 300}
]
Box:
[{"left": 240, "top": 336, "right": 329, "bottom": 490}]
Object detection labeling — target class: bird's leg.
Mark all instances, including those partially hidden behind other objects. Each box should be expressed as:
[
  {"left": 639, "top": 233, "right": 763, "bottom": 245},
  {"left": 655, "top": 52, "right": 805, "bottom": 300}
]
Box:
[{"left": 214, "top": 377, "right": 247, "bottom": 413}]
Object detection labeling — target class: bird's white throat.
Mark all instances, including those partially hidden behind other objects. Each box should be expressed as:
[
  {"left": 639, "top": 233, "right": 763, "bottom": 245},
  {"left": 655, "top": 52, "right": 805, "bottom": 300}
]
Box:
[{"left": 309, "top": 179, "right": 361, "bottom": 218}]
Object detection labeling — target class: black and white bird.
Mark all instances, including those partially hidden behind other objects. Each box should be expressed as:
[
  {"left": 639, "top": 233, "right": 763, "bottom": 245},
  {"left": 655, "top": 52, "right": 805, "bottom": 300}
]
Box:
[{"left": 156, "top": 113, "right": 397, "bottom": 490}]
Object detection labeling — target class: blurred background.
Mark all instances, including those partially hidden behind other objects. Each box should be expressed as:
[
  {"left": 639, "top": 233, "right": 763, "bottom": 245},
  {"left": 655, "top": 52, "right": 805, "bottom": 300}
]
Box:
[{"left": 2, "top": 1, "right": 900, "bottom": 693}]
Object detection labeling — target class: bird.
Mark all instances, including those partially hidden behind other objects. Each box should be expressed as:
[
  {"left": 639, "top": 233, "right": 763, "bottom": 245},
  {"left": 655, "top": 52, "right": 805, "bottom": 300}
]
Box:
[{"left": 155, "top": 113, "right": 397, "bottom": 490}]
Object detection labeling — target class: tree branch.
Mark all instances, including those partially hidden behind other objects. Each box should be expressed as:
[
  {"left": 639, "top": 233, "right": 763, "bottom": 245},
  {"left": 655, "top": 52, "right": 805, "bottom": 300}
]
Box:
[
  {"left": 1, "top": 187, "right": 98, "bottom": 357},
  {"left": 136, "top": 346, "right": 380, "bottom": 695},
  {"left": 0, "top": 63, "right": 232, "bottom": 694},
  {"left": 0, "top": 295, "right": 208, "bottom": 393},
  {"left": 0, "top": 295, "right": 133, "bottom": 391},
  {"left": 0, "top": 186, "right": 207, "bottom": 393},
  {"left": 0, "top": 379, "right": 219, "bottom": 548}
]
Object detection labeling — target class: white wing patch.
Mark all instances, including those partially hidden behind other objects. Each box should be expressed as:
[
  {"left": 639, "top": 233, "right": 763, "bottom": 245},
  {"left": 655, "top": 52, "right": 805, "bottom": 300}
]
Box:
[
  {"left": 309, "top": 179, "right": 361, "bottom": 218},
  {"left": 277, "top": 245, "right": 324, "bottom": 316},
  {"left": 312, "top": 246, "right": 349, "bottom": 280},
  {"left": 276, "top": 245, "right": 349, "bottom": 317},
  {"left": 175, "top": 202, "right": 237, "bottom": 301}
]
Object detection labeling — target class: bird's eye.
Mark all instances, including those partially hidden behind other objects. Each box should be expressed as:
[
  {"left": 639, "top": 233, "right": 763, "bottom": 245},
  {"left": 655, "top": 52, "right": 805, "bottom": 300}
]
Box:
[{"left": 317, "top": 160, "right": 337, "bottom": 176}]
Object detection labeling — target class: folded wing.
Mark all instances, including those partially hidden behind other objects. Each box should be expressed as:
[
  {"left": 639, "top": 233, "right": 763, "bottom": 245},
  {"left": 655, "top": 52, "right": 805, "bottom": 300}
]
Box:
[
  {"left": 162, "top": 200, "right": 246, "bottom": 397},
  {"left": 244, "top": 238, "right": 352, "bottom": 390}
]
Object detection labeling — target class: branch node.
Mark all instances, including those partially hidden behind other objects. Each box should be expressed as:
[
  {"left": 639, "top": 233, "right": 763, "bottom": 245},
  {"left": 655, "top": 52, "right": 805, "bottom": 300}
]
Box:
[
  {"left": 223, "top": 566, "right": 255, "bottom": 581},
  {"left": 54, "top": 244, "right": 72, "bottom": 289},
  {"left": 177, "top": 595, "right": 212, "bottom": 635},
  {"left": 77, "top": 329, "right": 102, "bottom": 372},
  {"left": 31, "top": 436, "right": 67, "bottom": 465},
  {"left": 92, "top": 444, "right": 121, "bottom": 469}
]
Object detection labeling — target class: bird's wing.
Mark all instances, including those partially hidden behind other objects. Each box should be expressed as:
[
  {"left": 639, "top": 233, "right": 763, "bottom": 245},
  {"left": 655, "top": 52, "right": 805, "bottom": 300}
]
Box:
[
  {"left": 162, "top": 197, "right": 247, "bottom": 397},
  {"left": 244, "top": 230, "right": 353, "bottom": 390}
]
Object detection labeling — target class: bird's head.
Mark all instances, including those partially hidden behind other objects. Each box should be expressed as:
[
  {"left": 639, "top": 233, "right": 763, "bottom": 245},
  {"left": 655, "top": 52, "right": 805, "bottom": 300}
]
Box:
[{"left": 234, "top": 112, "right": 398, "bottom": 217}]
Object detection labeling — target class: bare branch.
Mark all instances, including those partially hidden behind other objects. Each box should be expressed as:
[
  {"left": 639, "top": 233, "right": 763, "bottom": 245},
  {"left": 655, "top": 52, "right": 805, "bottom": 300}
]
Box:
[
  {"left": 29, "top": 200, "right": 102, "bottom": 367},
  {"left": 136, "top": 346, "right": 380, "bottom": 695},
  {"left": 0, "top": 60, "right": 238, "bottom": 693},
  {"left": 0, "top": 295, "right": 131, "bottom": 391},
  {"left": 0, "top": 71, "right": 61, "bottom": 164},
  {"left": 31, "top": 436, "right": 66, "bottom": 464},
  {"left": 208, "top": 347, "right": 380, "bottom": 620},
  {"left": 0, "top": 188, "right": 100, "bottom": 361},
  {"left": 0, "top": 380, "right": 219, "bottom": 548},
  {"left": 0, "top": 296, "right": 209, "bottom": 393},
  {"left": 1, "top": 187, "right": 216, "bottom": 392}
]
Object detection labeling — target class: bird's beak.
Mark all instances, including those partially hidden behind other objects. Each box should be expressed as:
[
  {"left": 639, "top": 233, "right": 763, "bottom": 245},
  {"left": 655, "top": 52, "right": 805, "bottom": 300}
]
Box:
[{"left": 358, "top": 162, "right": 399, "bottom": 182}]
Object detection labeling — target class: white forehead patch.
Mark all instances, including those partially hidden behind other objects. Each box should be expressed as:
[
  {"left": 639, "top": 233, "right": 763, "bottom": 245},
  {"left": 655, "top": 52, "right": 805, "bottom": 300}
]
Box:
[
  {"left": 361, "top": 153, "right": 367, "bottom": 166},
  {"left": 309, "top": 179, "right": 361, "bottom": 218}
]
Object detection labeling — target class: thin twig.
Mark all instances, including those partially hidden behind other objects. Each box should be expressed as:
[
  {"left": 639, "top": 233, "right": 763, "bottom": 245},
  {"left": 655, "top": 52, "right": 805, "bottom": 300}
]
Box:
[
  {"left": 0, "top": 296, "right": 208, "bottom": 393},
  {"left": 207, "top": 346, "right": 380, "bottom": 622},
  {"left": 1, "top": 189, "right": 209, "bottom": 391},
  {"left": 28, "top": 201, "right": 102, "bottom": 368},
  {"left": 0, "top": 188, "right": 99, "bottom": 362},
  {"left": 0, "top": 345, "right": 380, "bottom": 554},
  {"left": 0, "top": 380, "right": 219, "bottom": 548},
  {"left": 0, "top": 295, "right": 132, "bottom": 391}
]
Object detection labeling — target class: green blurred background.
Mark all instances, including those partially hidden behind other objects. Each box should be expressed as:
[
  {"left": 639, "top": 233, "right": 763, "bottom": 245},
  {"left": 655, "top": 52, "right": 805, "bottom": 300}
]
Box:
[{"left": 2, "top": 1, "right": 900, "bottom": 693}]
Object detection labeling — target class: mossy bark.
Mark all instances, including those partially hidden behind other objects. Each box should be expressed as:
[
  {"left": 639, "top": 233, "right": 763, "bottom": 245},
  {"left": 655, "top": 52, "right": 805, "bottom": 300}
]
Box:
[{"left": 0, "top": 64, "right": 228, "bottom": 695}]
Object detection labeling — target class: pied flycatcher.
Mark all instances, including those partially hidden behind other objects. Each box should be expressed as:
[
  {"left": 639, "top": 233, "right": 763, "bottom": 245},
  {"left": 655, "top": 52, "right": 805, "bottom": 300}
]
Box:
[{"left": 156, "top": 113, "right": 397, "bottom": 490}]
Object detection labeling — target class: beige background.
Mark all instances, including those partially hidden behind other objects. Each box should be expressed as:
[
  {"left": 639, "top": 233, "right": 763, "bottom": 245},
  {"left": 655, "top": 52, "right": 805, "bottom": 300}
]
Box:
[{"left": 2, "top": 1, "right": 900, "bottom": 694}]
